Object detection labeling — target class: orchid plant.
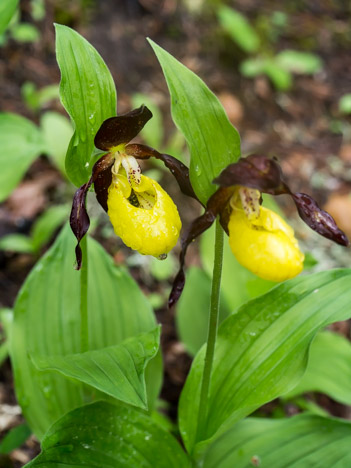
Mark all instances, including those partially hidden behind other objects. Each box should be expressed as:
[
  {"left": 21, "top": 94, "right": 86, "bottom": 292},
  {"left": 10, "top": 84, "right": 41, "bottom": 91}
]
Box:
[{"left": 7, "top": 25, "right": 351, "bottom": 468}]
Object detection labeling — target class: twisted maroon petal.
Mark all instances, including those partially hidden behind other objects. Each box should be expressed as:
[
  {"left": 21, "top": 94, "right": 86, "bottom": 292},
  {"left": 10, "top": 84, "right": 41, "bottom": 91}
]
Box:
[
  {"left": 70, "top": 154, "right": 114, "bottom": 269},
  {"left": 290, "top": 191, "right": 349, "bottom": 246},
  {"left": 169, "top": 187, "right": 233, "bottom": 308}
]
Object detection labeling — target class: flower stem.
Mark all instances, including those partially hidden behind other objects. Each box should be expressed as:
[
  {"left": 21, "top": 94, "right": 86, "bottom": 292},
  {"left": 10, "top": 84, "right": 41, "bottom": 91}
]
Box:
[
  {"left": 80, "top": 235, "right": 89, "bottom": 353},
  {"left": 196, "top": 218, "right": 224, "bottom": 442}
]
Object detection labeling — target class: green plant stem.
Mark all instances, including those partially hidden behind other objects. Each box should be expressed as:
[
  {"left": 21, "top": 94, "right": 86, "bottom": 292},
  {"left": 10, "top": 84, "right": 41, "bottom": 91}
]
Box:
[
  {"left": 80, "top": 235, "right": 89, "bottom": 353},
  {"left": 196, "top": 218, "right": 224, "bottom": 442}
]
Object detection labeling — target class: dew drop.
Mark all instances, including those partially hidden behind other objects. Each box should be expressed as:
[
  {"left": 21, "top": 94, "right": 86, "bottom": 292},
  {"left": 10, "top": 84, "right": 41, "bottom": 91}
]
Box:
[
  {"left": 43, "top": 385, "right": 52, "bottom": 398},
  {"left": 195, "top": 165, "right": 202, "bottom": 175}
]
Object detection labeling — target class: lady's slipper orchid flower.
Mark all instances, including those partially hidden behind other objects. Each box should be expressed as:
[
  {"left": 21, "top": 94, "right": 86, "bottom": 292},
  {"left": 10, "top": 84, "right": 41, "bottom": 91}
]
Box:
[
  {"left": 169, "top": 154, "right": 348, "bottom": 307},
  {"left": 228, "top": 187, "right": 304, "bottom": 281},
  {"left": 70, "top": 106, "right": 197, "bottom": 269}
]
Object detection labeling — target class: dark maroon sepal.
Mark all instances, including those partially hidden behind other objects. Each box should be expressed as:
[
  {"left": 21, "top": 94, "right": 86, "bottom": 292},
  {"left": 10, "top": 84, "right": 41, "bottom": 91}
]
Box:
[
  {"left": 291, "top": 192, "right": 349, "bottom": 246},
  {"left": 168, "top": 269, "right": 185, "bottom": 308},
  {"left": 214, "top": 154, "right": 284, "bottom": 193},
  {"left": 70, "top": 180, "right": 93, "bottom": 270},
  {"left": 168, "top": 188, "right": 233, "bottom": 308},
  {"left": 169, "top": 210, "right": 216, "bottom": 308},
  {"left": 215, "top": 154, "right": 349, "bottom": 246},
  {"left": 94, "top": 106, "right": 153, "bottom": 151},
  {"left": 93, "top": 156, "right": 114, "bottom": 212},
  {"left": 125, "top": 143, "right": 199, "bottom": 202},
  {"left": 70, "top": 154, "right": 114, "bottom": 269}
]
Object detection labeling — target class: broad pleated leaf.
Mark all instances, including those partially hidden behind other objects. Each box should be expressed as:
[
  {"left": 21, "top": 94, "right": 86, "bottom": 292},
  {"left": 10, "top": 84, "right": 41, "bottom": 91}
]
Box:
[
  {"left": 284, "top": 330, "right": 351, "bottom": 405},
  {"left": 26, "top": 401, "right": 190, "bottom": 468},
  {"left": 149, "top": 40, "right": 241, "bottom": 204},
  {"left": 176, "top": 267, "right": 230, "bottom": 356},
  {"left": 202, "top": 413, "right": 351, "bottom": 468},
  {"left": 0, "top": 113, "right": 45, "bottom": 202},
  {"left": 10, "top": 225, "right": 162, "bottom": 440},
  {"left": 179, "top": 269, "right": 351, "bottom": 454},
  {"left": 32, "top": 327, "right": 160, "bottom": 410},
  {"left": 55, "top": 24, "right": 117, "bottom": 187}
]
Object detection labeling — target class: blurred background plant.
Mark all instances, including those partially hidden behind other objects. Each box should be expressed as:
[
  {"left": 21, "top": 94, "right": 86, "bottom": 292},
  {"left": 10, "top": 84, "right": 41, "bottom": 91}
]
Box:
[
  {"left": 0, "top": 0, "right": 44, "bottom": 46},
  {"left": 217, "top": 5, "right": 323, "bottom": 91}
]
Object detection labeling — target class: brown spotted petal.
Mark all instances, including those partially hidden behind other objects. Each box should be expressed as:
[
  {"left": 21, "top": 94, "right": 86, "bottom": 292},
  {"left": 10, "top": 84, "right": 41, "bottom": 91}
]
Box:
[
  {"left": 125, "top": 143, "right": 198, "bottom": 202},
  {"left": 94, "top": 106, "right": 153, "bottom": 151},
  {"left": 214, "top": 154, "right": 284, "bottom": 192},
  {"left": 169, "top": 187, "right": 233, "bottom": 308},
  {"left": 290, "top": 192, "right": 349, "bottom": 246},
  {"left": 70, "top": 154, "right": 114, "bottom": 269}
]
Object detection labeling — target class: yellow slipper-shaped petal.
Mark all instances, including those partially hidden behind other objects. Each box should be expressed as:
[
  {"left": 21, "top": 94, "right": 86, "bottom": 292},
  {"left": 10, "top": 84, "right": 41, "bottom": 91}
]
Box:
[
  {"left": 228, "top": 206, "right": 304, "bottom": 282},
  {"left": 108, "top": 174, "right": 181, "bottom": 257}
]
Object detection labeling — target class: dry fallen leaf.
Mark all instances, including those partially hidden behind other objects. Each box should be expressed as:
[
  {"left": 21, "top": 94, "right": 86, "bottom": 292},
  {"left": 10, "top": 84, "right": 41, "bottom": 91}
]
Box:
[
  {"left": 324, "top": 193, "right": 351, "bottom": 238},
  {"left": 6, "top": 172, "right": 57, "bottom": 220},
  {"left": 219, "top": 92, "right": 244, "bottom": 126}
]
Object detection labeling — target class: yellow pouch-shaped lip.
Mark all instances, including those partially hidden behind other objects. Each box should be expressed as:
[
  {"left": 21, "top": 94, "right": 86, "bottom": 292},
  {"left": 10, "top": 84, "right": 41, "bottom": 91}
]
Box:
[
  {"left": 228, "top": 206, "right": 304, "bottom": 282},
  {"left": 107, "top": 175, "right": 182, "bottom": 257}
]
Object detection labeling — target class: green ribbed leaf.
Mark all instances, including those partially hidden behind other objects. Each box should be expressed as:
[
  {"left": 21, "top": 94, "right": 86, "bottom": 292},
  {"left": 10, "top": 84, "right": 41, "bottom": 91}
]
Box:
[
  {"left": 284, "top": 330, "right": 351, "bottom": 405},
  {"left": 32, "top": 327, "right": 160, "bottom": 410},
  {"left": 26, "top": 401, "right": 190, "bottom": 468},
  {"left": 203, "top": 413, "right": 351, "bottom": 468},
  {"left": 149, "top": 40, "right": 240, "bottom": 204},
  {"left": 179, "top": 269, "right": 351, "bottom": 454},
  {"left": 10, "top": 225, "right": 162, "bottom": 440},
  {"left": 55, "top": 24, "right": 116, "bottom": 187}
]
